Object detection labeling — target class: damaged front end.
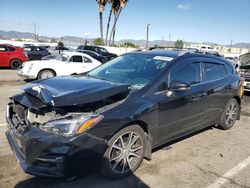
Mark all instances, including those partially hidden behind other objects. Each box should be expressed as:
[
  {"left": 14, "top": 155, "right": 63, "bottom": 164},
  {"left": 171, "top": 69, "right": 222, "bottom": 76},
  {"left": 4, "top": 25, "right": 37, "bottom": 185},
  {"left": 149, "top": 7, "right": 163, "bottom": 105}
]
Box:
[{"left": 5, "top": 76, "right": 130, "bottom": 177}]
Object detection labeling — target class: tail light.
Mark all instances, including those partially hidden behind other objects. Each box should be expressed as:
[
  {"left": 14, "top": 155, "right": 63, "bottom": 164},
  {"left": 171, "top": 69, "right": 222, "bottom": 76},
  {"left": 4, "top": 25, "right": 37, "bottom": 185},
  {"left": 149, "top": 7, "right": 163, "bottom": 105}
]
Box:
[
  {"left": 240, "top": 77, "right": 245, "bottom": 85},
  {"left": 239, "top": 77, "right": 245, "bottom": 98},
  {"left": 23, "top": 51, "right": 28, "bottom": 58}
]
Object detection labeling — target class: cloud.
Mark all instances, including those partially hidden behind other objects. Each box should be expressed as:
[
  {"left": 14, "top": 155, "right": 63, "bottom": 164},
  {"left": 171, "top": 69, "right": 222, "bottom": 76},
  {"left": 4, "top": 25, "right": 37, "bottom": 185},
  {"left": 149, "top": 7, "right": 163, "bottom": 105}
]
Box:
[{"left": 177, "top": 4, "right": 192, "bottom": 10}]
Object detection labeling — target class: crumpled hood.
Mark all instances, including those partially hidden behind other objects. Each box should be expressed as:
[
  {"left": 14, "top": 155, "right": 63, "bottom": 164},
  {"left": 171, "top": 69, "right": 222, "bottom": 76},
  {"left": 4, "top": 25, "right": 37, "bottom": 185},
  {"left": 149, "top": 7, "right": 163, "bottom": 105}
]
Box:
[{"left": 19, "top": 76, "right": 130, "bottom": 107}]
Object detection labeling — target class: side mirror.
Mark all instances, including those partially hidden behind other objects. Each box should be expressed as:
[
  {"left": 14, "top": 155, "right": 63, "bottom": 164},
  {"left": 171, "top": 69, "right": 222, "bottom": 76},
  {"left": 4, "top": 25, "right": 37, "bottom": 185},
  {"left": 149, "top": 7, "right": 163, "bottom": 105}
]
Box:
[{"left": 169, "top": 80, "right": 191, "bottom": 91}]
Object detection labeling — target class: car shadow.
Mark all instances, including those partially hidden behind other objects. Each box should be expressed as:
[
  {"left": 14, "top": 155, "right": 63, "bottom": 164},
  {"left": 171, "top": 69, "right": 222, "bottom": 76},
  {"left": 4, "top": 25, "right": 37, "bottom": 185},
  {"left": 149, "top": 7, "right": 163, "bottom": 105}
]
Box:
[{"left": 14, "top": 169, "right": 149, "bottom": 188}]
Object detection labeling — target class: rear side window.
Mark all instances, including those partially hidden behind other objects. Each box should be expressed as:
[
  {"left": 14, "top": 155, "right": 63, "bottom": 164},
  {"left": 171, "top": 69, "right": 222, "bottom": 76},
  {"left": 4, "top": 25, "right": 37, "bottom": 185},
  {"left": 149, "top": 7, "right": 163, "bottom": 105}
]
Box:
[
  {"left": 170, "top": 62, "right": 201, "bottom": 85},
  {"left": 84, "top": 57, "right": 92, "bottom": 63},
  {"left": 203, "top": 63, "right": 224, "bottom": 81},
  {"left": 225, "top": 63, "right": 234, "bottom": 75},
  {"left": 0, "top": 45, "right": 7, "bottom": 51}
]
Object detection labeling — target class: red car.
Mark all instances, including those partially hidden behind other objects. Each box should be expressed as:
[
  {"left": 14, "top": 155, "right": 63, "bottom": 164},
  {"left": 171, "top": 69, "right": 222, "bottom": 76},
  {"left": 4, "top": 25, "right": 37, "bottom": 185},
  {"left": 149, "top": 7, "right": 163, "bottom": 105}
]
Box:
[{"left": 0, "top": 44, "right": 29, "bottom": 69}]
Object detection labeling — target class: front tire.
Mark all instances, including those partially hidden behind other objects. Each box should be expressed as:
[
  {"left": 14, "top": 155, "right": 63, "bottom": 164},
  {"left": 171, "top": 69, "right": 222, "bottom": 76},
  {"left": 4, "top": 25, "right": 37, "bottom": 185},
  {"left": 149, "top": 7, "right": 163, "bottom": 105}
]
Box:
[
  {"left": 37, "top": 69, "right": 56, "bottom": 80},
  {"left": 218, "top": 98, "right": 239, "bottom": 130},
  {"left": 101, "top": 125, "right": 146, "bottom": 179}
]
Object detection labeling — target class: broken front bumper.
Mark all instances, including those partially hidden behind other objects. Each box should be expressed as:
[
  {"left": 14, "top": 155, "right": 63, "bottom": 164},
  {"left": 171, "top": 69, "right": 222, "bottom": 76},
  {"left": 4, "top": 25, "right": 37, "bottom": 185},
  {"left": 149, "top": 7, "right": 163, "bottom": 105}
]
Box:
[
  {"left": 5, "top": 117, "right": 108, "bottom": 178},
  {"left": 17, "top": 69, "right": 36, "bottom": 79}
]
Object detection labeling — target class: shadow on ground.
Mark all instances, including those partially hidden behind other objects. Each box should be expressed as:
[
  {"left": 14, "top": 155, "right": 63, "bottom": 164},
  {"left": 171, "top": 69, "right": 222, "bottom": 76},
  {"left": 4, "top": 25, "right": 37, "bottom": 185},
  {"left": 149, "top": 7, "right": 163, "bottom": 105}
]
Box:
[{"left": 14, "top": 171, "right": 149, "bottom": 188}]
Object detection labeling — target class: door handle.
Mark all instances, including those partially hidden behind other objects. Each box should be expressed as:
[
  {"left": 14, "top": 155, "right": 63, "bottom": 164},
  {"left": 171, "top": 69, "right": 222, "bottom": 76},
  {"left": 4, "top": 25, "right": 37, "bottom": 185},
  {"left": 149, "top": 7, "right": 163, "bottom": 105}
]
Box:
[{"left": 189, "top": 92, "right": 207, "bottom": 102}]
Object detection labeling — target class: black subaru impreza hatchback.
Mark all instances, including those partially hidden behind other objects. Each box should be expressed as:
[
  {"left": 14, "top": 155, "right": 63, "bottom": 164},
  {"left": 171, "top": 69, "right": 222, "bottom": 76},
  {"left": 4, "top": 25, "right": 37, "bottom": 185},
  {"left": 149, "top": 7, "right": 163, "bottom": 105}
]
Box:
[{"left": 6, "top": 50, "right": 244, "bottom": 179}]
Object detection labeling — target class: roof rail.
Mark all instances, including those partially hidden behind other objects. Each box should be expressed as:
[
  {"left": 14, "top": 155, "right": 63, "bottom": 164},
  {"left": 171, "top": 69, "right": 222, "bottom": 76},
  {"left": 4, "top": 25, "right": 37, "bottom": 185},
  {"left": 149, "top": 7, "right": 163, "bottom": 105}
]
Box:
[{"left": 149, "top": 46, "right": 223, "bottom": 57}]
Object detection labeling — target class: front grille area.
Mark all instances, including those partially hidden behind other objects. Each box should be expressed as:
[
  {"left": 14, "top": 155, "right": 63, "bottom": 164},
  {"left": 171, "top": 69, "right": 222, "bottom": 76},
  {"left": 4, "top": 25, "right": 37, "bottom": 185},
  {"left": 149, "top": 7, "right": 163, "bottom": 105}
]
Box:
[{"left": 7, "top": 103, "right": 29, "bottom": 134}]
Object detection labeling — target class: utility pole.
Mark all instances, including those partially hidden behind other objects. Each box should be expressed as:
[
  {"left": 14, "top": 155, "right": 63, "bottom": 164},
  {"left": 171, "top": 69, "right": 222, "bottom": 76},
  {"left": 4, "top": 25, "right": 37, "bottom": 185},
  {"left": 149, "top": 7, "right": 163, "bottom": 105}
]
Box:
[
  {"left": 162, "top": 36, "right": 164, "bottom": 47},
  {"left": 230, "top": 40, "right": 233, "bottom": 53},
  {"left": 146, "top": 24, "right": 150, "bottom": 50},
  {"left": 168, "top": 34, "right": 171, "bottom": 47},
  {"left": 34, "top": 23, "right": 37, "bottom": 41}
]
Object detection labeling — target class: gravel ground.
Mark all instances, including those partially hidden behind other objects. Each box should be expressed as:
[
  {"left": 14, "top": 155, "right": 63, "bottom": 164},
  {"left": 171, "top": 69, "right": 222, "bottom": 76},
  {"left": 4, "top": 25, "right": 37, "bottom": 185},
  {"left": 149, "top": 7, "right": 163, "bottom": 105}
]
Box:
[{"left": 0, "top": 70, "right": 250, "bottom": 188}]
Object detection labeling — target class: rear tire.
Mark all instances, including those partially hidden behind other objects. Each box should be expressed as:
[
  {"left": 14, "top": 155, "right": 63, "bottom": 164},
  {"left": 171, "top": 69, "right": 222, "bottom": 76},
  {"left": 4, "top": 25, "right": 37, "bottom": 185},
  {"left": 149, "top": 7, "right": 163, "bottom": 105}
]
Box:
[
  {"left": 101, "top": 125, "right": 146, "bottom": 179},
  {"left": 37, "top": 69, "right": 56, "bottom": 80},
  {"left": 218, "top": 98, "right": 239, "bottom": 130},
  {"left": 10, "top": 59, "right": 22, "bottom": 69}
]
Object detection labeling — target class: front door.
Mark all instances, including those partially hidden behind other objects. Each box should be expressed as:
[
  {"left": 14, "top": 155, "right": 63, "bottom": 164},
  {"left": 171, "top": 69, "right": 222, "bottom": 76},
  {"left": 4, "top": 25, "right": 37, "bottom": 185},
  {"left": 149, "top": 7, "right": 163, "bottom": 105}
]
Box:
[{"left": 157, "top": 60, "right": 207, "bottom": 144}]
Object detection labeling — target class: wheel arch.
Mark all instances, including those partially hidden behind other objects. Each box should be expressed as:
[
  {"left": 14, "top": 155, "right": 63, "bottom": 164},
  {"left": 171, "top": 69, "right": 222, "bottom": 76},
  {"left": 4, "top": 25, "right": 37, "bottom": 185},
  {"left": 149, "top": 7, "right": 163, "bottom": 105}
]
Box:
[
  {"left": 233, "top": 96, "right": 241, "bottom": 120},
  {"left": 234, "top": 96, "right": 241, "bottom": 105}
]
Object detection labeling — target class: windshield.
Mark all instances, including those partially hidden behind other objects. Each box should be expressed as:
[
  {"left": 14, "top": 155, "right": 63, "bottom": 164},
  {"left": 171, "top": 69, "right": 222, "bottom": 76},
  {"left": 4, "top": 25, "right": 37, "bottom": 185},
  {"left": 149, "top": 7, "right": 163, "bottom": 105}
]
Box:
[
  {"left": 88, "top": 53, "right": 173, "bottom": 90},
  {"left": 240, "top": 54, "right": 250, "bottom": 67},
  {"left": 56, "top": 53, "right": 69, "bottom": 62}
]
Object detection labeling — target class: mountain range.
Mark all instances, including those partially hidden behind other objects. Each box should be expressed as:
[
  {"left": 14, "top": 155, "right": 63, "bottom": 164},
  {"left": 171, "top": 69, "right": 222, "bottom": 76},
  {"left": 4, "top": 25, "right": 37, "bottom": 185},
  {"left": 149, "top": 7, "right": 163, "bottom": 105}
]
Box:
[{"left": 0, "top": 30, "right": 250, "bottom": 48}]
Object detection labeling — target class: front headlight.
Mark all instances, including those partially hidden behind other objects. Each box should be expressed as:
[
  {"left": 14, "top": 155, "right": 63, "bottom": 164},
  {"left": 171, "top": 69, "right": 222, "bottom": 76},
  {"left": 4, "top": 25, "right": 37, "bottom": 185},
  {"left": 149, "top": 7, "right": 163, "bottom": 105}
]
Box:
[
  {"left": 40, "top": 113, "right": 103, "bottom": 137},
  {"left": 27, "top": 63, "right": 33, "bottom": 72}
]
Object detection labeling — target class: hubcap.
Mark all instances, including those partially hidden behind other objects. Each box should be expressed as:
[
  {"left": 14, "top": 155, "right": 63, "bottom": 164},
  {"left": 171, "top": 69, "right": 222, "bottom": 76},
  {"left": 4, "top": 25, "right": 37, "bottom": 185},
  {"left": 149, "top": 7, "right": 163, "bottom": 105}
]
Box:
[
  {"left": 41, "top": 71, "right": 53, "bottom": 79},
  {"left": 12, "top": 61, "right": 20, "bottom": 69},
  {"left": 109, "top": 131, "right": 143, "bottom": 174},
  {"left": 225, "top": 103, "right": 237, "bottom": 126}
]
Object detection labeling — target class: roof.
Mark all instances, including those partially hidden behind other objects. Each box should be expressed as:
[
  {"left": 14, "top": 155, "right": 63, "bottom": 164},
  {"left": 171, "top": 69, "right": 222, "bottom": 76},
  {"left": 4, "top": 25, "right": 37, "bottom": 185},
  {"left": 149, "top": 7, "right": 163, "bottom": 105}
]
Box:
[
  {"left": 128, "top": 49, "right": 230, "bottom": 64},
  {"left": 60, "top": 51, "right": 87, "bottom": 56},
  {"left": 128, "top": 50, "right": 186, "bottom": 58}
]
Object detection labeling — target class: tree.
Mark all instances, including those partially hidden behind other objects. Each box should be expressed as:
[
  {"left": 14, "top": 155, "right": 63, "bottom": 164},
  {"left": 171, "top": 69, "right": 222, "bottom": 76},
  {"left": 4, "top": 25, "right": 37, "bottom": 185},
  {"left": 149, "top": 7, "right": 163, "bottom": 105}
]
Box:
[
  {"left": 93, "top": 38, "right": 102, "bottom": 45},
  {"left": 96, "top": 0, "right": 108, "bottom": 45},
  {"left": 50, "top": 38, "right": 58, "bottom": 43},
  {"left": 120, "top": 42, "right": 139, "bottom": 48},
  {"left": 175, "top": 40, "right": 184, "bottom": 49},
  {"left": 108, "top": 0, "right": 129, "bottom": 46},
  {"left": 96, "top": 0, "right": 129, "bottom": 46}
]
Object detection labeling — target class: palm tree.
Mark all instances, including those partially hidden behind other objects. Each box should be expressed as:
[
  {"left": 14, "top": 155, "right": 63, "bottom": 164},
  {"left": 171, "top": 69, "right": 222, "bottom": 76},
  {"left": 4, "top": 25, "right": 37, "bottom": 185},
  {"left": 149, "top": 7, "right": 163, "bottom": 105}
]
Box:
[
  {"left": 105, "top": 0, "right": 114, "bottom": 46},
  {"left": 96, "top": 0, "right": 108, "bottom": 45},
  {"left": 108, "top": 0, "right": 128, "bottom": 46}
]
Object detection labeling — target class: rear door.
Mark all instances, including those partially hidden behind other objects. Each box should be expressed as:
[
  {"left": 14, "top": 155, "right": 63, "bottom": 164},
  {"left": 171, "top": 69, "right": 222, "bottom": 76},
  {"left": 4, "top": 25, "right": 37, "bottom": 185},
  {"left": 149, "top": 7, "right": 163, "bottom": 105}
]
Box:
[
  {"left": 0, "top": 45, "right": 10, "bottom": 67},
  {"left": 200, "top": 60, "right": 232, "bottom": 125},
  {"left": 23, "top": 46, "right": 36, "bottom": 60}
]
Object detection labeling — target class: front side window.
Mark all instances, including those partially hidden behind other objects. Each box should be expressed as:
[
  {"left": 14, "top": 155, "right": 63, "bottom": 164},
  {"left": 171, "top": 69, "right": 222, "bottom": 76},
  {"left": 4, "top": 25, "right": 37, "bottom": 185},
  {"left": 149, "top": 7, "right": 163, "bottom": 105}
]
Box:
[
  {"left": 170, "top": 62, "right": 201, "bottom": 85},
  {"left": 70, "top": 55, "right": 83, "bottom": 63},
  {"left": 204, "top": 63, "right": 223, "bottom": 81},
  {"left": 84, "top": 57, "right": 92, "bottom": 63},
  {"left": 56, "top": 53, "right": 69, "bottom": 62},
  {"left": 100, "top": 48, "right": 108, "bottom": 53}
]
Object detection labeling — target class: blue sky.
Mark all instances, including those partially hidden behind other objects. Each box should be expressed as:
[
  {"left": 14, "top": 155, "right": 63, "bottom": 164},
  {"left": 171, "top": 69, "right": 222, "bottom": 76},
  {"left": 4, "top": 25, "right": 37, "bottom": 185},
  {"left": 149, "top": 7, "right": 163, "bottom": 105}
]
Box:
[{"left": 0, "top": 0, "right": 250, "bottom": 44}]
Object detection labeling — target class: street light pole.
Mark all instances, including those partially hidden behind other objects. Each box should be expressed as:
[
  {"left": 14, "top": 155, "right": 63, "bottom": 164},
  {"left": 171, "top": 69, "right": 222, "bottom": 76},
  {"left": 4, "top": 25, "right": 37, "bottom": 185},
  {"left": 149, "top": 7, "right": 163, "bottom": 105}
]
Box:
[{"left": 146, "top": 24, "right": 150, "bottom": 50}]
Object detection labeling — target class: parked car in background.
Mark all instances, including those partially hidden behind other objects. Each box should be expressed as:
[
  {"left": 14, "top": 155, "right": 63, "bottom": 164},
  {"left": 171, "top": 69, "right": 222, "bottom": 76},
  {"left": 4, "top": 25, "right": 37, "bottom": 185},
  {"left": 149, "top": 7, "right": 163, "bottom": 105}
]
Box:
[
  {"left": 23, "top": 46, "right": 51, "bottom": 61},
  {"left": 6, "top": 50, "right": 243, "bottom": 179},
  {"left": 0, "top": 44, "right": 29, "bottom": 69},
  {"left": 239, "top": 53, "right": 250, "bottom": 91},
  {"left": 76, "top": 45, "right": 117, "bottom": 61},
  {"left": 17, "top": 51, "right": 101, "bottom": 80},
  {"left": 41, "top": 54, "right": 57, "bottom": 60},
  {"left": 77, "top": 49, "right": 108, "bottom": 63},
  {"left": 223, "top": 53, "right": 240, "bottom": 69},
  {"left": 48, "top": 46, "right": 71, "bottom": 56}
]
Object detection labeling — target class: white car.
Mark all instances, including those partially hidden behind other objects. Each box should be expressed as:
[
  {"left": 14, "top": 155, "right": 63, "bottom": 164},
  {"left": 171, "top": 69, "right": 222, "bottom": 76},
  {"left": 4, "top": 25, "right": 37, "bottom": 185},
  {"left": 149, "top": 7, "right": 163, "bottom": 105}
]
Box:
[{"left": 17, "top": 52, "right": 102, "bottom": 79}]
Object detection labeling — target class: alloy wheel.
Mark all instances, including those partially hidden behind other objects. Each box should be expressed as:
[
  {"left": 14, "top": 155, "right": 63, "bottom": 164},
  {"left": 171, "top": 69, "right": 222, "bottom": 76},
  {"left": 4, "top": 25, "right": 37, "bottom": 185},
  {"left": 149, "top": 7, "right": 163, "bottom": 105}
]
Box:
[
  {"left": 225, "top": 103, "right": 237, "bottom": 127},
  {"left": 108, "top": 131, "right": 143, "bottom": 174},
  {"left": 40, "top": 70, "right": 54, "bottom": 79}
]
